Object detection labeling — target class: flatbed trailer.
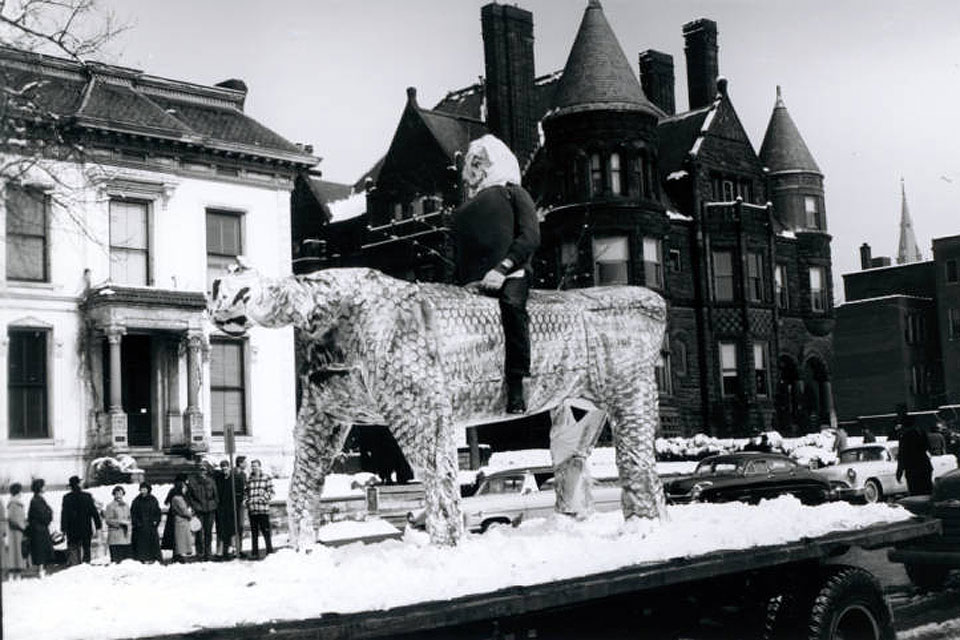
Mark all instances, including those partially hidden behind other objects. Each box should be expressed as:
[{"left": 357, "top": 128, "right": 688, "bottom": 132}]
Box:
[{"left": 137, "top": 518, "right": 940, "bottom": 640}]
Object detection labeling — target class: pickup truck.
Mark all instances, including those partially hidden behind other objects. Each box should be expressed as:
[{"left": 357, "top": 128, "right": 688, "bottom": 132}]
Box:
[
  {"left": 138, "top": 517, "right": 939, "bottom": 640},
  {"left": 889, "top": 468, "right": 960, "bottom": 590}
]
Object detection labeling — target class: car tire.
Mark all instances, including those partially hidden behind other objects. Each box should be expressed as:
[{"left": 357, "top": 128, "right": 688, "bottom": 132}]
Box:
[
  {"left": 904, "top": 563, "right": 950, "bottom": 592},
  {"left": 480, "top": 518, "right": 512, "bottom": 533},
  {"left": 805, "top": 566, "right": 893, "bottom": 640},
  {"left": 862, "top": 479, "right": 883, "bottom": 504}
]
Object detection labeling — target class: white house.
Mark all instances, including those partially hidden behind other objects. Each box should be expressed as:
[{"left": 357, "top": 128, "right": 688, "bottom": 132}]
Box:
[{"left": 0, "top": 46, "right": 317, "bottom": 485}]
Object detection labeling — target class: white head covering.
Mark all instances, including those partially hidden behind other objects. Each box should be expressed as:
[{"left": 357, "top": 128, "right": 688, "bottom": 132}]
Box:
[{"left": 462, "top": 134, "right": 522, "bottom": 198}]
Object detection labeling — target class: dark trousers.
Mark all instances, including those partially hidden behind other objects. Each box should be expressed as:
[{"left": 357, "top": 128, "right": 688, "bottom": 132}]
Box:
[
  {"left": 194, "top": 511, "right": 216, "bottom": 558},
  {"left": 108, "top": 544, "right": 131, "bottom": 563},
  {"left": 906, "top": 468, "right": 933, "bottom": 495},
  {"left": 67, "top": 537, "right": 92, "bottom": 565},
  {"left": 249, "top": 513, "right": 273, "bottom": 556},
  {"left": 499, "top": 275, "right": 531, "bottom": 379}
]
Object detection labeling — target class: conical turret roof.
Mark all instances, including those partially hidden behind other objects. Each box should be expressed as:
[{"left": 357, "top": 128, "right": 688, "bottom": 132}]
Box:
[
  {"left": 759, "top": 86, "right": 820, "bottom": 174},
  {"left": 549, "top": 0, "right": 662, "bottom": 119}
]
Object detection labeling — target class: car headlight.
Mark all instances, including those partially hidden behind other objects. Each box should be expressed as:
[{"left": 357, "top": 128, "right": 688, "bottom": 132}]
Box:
[
  {"left": 846, "top": 468, "right": 857, "bottom": 482},
  {"left": 691, "top": 481, "right": 713, "bottom": 501}
]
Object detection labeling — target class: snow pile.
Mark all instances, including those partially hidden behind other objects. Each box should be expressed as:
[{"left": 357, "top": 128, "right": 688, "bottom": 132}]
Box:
[{"left": 2, "top": 497, "right": 913, "bottom": 640}]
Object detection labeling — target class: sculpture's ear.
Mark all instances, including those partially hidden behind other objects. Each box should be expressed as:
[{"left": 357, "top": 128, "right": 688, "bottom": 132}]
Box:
[{"left": 227, "top": 255, "right": 252, "bottom": 274}]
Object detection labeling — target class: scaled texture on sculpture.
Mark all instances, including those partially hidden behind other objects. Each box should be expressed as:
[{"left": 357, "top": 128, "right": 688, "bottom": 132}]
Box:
[{"left": 210, "top": 266, "right": 667, "bottom": 545}]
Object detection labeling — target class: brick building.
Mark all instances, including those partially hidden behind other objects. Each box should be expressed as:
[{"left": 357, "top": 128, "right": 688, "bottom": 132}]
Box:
[
  {"left": 834, "top": 235, "right": 960, "bottom": 421},
  {"left": 307, "top": 1, "right": 836, "bottom": 437}
]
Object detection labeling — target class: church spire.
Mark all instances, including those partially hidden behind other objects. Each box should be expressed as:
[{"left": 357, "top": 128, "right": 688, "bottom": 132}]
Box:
[{"left": 897, "top": 178, "right": 922, "bottom": 264}]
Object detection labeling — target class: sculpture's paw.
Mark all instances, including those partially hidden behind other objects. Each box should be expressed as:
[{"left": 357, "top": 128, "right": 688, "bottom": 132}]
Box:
[{"left": 619, "top": 514, "right": 660, "bottom": 538}]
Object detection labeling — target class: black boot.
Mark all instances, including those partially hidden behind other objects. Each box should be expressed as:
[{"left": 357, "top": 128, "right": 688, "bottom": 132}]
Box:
[{"left": 506, "top": 376, "right": 526, "bottom": 414}]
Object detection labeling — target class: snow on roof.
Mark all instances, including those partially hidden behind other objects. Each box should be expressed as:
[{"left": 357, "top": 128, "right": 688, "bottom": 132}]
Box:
[
  {"left": 847, "top": 259, "right": 934, "bottom": 275},
  {"left": 667, "top": 210, "right": 693, "bottom": 222},
  {"left": 666, "top": 170, "right": 688, "bottom": 181},
  {"left": 328, "top": 190, "right": 366, "bottom": 222},
  {"left": 4, "top": 498, "right": 913, "bottom": 640},
  {"left": 689, "top": 99, "right": 720, "bottom": 157},
  {"left": 779, "top": 229, "right": 797, "bottom": 239}
]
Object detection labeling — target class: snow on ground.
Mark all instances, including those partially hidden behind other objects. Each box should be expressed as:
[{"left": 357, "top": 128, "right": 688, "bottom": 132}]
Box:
[
  {"left": 900, "top": 618, "right": 960, "bottom": 640},
  {"left": 3, "top": 497, "right": 913, "bottom": 640}
]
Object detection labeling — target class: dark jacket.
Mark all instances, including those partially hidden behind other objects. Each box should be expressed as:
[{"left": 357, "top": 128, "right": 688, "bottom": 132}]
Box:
[
  {"left": 187, "top": 472, "right": 219, "bottom": 513},
  {"left": 130, "top": 493, "right": 162, "bottom": 562},
  {"left": 215, "top": 470, "right": 245, "bottom": 538},
  {"left": 898, "top": 426, "right": 933, "bottom": 474},
  {"left": 27, "top": 494, "right": 55, "bottom": 565},
  {"left": 61, "top": 488, "right": 102, "bottom": 541},
  {"left": 452, "top": 184, "right": 539, "bottom": 285}
]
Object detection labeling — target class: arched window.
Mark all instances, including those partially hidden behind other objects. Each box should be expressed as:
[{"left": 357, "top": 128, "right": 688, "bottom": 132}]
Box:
[
  {"left": 609, "top": 153, "right": 622, "bottom": 195},
  {"left": 590, "top": 153, "right": 603, "bottom": 196}
]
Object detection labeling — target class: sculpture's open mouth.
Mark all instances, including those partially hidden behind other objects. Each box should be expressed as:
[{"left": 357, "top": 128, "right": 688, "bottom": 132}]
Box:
[{"left": 214, "top": 316, "right": 250, "bottom": 337}]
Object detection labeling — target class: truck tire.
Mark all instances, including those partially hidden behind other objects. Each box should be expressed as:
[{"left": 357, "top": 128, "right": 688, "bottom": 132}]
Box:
[
  {"left": 862, "top": 479, "right": 882, "bottom": 504},
  {"left": 806, "top": 566, "right": 893, "bottom": 640},
  {"left": 904, "top": 563, "right": 949, "bottom": 591}
]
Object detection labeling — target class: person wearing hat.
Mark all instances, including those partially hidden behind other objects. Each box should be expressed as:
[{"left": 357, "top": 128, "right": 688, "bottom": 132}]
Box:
[
  {"left": 130, "top": 482, "right": 162, "bottom": 563},
  {"left": 60, "top": 475, "right": 102, "bottom": 566},
  {"left": 452, "top": 134, "right": 540, "bottom": 414},
  {"left": 27, "top": 478, "right": 55, "bottom": 575},
  {"left": 215, "top": 459, "right": 244, "bottom": 559},
  {"left": 186, "top": 459, "right": 219, "bottom": 561},
  {"left": 103, "top": 485, "right": 132, "bottom": 563}
]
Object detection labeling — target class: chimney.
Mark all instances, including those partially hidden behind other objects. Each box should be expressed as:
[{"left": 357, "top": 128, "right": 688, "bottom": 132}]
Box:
[
  {"left": 215, "top": 78, "right": 248, "bottom": 110},
  {"left": 860, "top": 243, "right": 872, "bottom": 270},
  {"left": 406, "top": 86, "right": 418, "bottom": 106},
  {"left": 682, "top": 18, "right": 719, "bottom": 110},
  {"left": 481, "top": 3, "right": 537, "bottom": 163},
  {"left": 639, "top": 50, "right": 675, "bottom": 116}
]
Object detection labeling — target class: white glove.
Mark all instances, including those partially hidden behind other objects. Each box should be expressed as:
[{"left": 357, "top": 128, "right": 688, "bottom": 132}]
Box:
[{"left": 480, "top": 269, "right": 506, "bottom": 291}]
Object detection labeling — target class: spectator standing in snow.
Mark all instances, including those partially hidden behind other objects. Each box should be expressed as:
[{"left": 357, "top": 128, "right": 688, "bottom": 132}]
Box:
[
  {"left": 60, "top": 475, "right": 102, "bottom": 566},
  {"left": 452, "top": 134, "right": 540, "bottom": 414},
  {"left": 5, "top": 483, "right": 28, "bottom": 579},
  {"left": 832, "top": 426, "right": 848, "bottom": 454},
  {"left": 103, "top": 485, "right": 132, "bottom": 563},
  {"left": 862, "top": 428, "right": 876, "bottom": 444},
  {"left": 215, "top": 459, "right": 244, "bottom": 559},
  {"left": 187, "top": 459, "right": 219, "bottom": 560},
  {"left": 166, "top": 476, "right": 194, "bottom": 562},
  {"left": 243, "top": 459, "right": 275, "bottom": 559},
  {"left": 928, "top": 424, "right": 947, "bottom": 456},
  {"left": 235, "top": 456, "right": 249, "bottom": 555},
  {"left": 27, "top": 478, "right": 55, "bottom": 575},
  {"left": 130, "top": 482, "right": 162, "bottom": 563},
  {"left": 896, "top": 409, "right": 934, "bottom": 496}
]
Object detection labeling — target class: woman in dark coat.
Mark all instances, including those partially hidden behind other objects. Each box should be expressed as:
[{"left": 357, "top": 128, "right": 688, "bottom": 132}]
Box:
[
  {"left": 130, "top": 482, "right": 162, "bottom": 562},
  {"left": 27, "top": 478, "right": 55, "bottom": 575}
]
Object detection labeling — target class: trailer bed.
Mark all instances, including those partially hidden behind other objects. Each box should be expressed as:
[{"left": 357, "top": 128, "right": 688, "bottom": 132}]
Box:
[{"left": 134, "top": 517, "right": 939, "bottom": 640}]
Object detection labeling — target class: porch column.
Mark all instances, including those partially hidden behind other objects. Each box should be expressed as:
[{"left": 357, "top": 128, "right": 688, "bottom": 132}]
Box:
[
  {"left": 184, "top": 332, "right": 207, "bottom": 451},
  {"left": 106, "top": 326, "right": 129, "bottom": 451},
  {"left": 824, "top": 380, "right": 837, "bottom": 430},
  {"left": 165, "top": 337, "right": 184, "bottom": 447}
]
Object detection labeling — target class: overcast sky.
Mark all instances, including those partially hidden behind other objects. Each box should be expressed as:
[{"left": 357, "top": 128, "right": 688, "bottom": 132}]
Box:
[{"left": 98, "top": 0, "right": 960, "bottom": 298}]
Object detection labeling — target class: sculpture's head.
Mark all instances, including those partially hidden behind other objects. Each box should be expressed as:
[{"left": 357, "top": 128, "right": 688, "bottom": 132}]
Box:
[
  {"left": 209, "top": 262, "right": 261, "bottom": 336},
  {"left": 461, "top": 134, "right": 521, "bottom": 199}
]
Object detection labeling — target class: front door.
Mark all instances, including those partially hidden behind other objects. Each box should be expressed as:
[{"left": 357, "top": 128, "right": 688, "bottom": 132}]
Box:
[{"left": 123, "top": 334, "right": 153, "bottom": 447}]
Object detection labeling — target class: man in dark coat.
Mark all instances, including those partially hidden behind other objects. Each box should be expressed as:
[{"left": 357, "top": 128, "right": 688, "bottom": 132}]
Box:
[
  {"left": 187, "top": 460, "right": 219, "bottom": 560},
  {"left": 453, "top": 134, "right": 540, "bottom": 414},
  {"left": 895, "top": 406, "right": 934, "bottom": 496},
  {"left": 60, "top": 475, "right": 102, "bottom": 565},
  {"left": 215, "top": 459, "right": 245, "bottom": 558}
]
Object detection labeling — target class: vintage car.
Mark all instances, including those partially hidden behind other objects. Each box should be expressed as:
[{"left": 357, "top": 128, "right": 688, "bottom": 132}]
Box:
[
  {"left": 662, "top": 452, "right": 832, "bottom": 506},
  {"left": 408, "top": 466, "right": 622, "bottom": 533},
  {"left": 813, "top": 442, "right": 957, "bottom": 503}
]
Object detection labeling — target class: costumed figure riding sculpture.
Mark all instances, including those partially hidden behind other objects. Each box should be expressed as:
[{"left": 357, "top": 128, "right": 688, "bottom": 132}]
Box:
[{"left": 209, "top": 135, "right": 667, "bottom": 547}]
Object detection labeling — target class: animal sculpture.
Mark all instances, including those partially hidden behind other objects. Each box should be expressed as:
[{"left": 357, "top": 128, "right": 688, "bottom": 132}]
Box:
[{"left": 209, "top": 266, "right": 667, "bottom": 546}]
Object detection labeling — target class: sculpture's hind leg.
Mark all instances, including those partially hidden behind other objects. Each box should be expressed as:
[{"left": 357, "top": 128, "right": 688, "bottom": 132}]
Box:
[
  {"left": 602, "top": 374, "right": 667, "bottom": 522},
  {"left": 288, "top": 397, "right": 351, "bottom": 551}
]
